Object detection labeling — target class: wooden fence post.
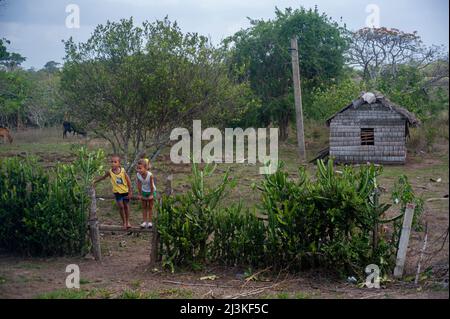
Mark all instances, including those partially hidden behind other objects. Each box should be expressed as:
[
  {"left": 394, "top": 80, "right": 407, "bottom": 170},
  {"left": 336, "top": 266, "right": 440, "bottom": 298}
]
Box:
[
  {"left": 89, "top": 186, "right": 102, "bottom": 262},
  {"left": 394, "top": 203, "right": 416, "bottom": 279},
  {"left": 150, "top": 174, "right": 173, "bottom": 266}
]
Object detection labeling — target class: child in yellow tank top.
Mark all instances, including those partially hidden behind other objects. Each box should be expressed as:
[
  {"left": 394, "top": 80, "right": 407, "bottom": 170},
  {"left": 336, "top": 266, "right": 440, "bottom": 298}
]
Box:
[{"left": 93, "top": 155, "right": 133, "bottom": 229}]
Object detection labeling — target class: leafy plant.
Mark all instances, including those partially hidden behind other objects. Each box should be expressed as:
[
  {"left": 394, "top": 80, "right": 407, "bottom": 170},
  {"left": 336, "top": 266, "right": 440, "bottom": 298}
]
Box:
[
  {"left": 157, "top": 163, "right": 235, "bottom": 270},
  {"left": 157, "top": 159, "right": 422, "bottom": 279},
  {"left": 0, "top": 147, "right": 104, "bottom": 256}
]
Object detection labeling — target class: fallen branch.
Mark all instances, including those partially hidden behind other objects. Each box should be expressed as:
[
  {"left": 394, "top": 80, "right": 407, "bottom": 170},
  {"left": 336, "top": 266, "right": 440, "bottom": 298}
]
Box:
[
  {"left": 426, "top": 197, "right": 449, "bottom": 202},
  {"left": 242, "top": 266, "right": 272, "bottom": 288}
]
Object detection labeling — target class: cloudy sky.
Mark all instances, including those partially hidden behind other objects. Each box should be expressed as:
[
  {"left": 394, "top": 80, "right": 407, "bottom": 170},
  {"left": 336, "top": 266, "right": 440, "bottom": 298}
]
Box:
[{"left": 0, "top": 0, "right": 448, "bottom": 69}]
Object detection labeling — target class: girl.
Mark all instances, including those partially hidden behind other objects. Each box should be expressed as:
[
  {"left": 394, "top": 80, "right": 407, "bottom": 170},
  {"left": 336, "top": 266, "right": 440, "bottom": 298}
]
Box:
[{"left": 136, "top": 159, "right": 156, "bottom": 228}]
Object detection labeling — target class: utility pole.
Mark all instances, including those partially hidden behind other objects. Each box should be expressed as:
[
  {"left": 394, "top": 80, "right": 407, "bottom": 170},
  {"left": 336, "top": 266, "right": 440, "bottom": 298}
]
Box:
[{"left": 290, "top": 36, "right": 306, "bottom": 162}]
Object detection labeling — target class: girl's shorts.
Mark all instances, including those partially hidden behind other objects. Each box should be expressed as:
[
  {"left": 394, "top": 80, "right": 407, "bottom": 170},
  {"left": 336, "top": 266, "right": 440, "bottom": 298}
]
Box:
[{"left": 141, "top": 191, "right": 153, "bottom": 199}]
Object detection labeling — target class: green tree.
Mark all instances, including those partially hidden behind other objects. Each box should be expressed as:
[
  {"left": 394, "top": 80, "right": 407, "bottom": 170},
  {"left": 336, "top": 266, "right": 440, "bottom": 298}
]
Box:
[
  {"left": 307, "top": 76, "right": 363, "bottom": 121},
  {"left": 61, "top": 17, "right": 251, "bottom": 170},
  {"left": 0, "top": 39, "right": 26, "bottom": 71},
  {"left": 0, "top": 39, "right": 29, "bottom": 127},
  {"left": 347, "top": 27, "right": 449, "bottom": 119},
  {"left": 43, "top": 60, "right": 61, "bottom": 73},
  {"left": 0, "top": 70, "right": 29, "bottom": 127},
  {"left": 25, "top": 68, "right": 65, "bottom": 127},
  {"left": 224, "top": 6, "right": 348, "bottom": 140}
]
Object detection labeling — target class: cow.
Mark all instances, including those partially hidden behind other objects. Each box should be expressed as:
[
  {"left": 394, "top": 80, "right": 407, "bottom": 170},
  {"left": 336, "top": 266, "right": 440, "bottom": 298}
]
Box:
[
  {"left": 63, "top": 121, "right": 87, "bottom": 138},
  {"left": 0, "top": 127, "right": 13, "bottom": 144}
]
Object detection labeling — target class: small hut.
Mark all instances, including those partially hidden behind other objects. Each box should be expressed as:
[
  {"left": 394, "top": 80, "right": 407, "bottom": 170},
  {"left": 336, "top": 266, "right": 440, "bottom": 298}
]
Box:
[{"left": 325, "top": 92, "right": 420, "bottom": 164}]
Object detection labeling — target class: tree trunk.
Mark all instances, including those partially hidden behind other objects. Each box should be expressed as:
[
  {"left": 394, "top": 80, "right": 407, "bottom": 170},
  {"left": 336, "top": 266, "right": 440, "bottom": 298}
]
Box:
[{"left": 279, "top": 114, "right": 289, "bottom": 141}]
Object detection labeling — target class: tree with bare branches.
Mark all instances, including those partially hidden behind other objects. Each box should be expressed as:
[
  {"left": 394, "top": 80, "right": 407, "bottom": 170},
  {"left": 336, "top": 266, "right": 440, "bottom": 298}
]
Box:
[{"left": 347, "top": 27, "right": 447, "bottom": 83}]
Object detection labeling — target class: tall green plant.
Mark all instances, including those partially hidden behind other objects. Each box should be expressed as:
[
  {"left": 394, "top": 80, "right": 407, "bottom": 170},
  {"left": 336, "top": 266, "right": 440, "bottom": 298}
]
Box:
[
  {"left": 157, "top": 159, "right": 423, "bottom": 278},
  {"left": 157, "top": 163, "right": 235, "bottom": 271},
  {"left": 0, "top": 147, "right": 104, "bottom": 256}
]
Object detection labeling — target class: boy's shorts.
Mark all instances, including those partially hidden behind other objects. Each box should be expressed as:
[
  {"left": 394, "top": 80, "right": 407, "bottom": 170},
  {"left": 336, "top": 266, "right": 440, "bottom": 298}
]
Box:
[{"left": 114, "top": 192, "right": 129, "bottom": 203}]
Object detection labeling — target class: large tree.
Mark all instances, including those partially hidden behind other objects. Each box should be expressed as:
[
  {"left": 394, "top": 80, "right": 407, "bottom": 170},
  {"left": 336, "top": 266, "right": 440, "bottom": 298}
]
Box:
[
  {"left": 348, "top": 27, "right": 449, "bottom": 117},
  {"left": 0, "top": 39, "right": 29, "bottom": 127},
  {"left": 224, "top": 7, "right": 348, "bottom": 140},
  {"left": 347, "top": 27, "right": 447, "bottom": 83},
  {"left": 0, "top": 39, "right": 26, "bottom": 71},
  {"left": 61, "top": 17, "right": 252, "bottom": 170}
]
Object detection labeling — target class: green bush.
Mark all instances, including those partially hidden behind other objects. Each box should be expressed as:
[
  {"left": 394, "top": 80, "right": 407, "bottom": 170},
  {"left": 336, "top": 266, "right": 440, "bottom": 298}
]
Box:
[
  {"left": 0, "top": 147, "right": 104, "bottom": 256},
  {"left": 210, "top": 204, "right": 266, "bottom": 267},
  {"left": 157, "top": 164, "right": 235, "bottom": 271},
  {"left": 157, "top": 160, "right": 422, "bottom": 278},
  {"left": 257, "top": 161, "right": 395, "bottom": 275},
  {"left": 305, "top": 78, "right": 363, "bottom": 121}
]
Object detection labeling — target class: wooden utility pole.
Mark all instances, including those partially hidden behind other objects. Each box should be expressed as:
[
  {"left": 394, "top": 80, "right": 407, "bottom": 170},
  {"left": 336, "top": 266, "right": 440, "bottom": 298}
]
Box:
[{"left": 290, "top": 36, "right": 306, "bottom": 161}]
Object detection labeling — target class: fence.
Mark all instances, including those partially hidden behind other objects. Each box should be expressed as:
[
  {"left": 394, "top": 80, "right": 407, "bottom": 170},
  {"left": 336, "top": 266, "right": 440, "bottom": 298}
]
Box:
[{"left": 87, "top": 174, "right": 173, "bottom": 266}]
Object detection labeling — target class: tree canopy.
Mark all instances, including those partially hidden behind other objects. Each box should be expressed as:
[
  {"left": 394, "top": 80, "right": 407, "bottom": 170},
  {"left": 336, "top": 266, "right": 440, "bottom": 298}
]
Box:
[
  {"left": 224, "top": 7, "right": 348, "bottom": 139},
  {"left": 61, "top": 17, "right": 254, "bottom": 170}
]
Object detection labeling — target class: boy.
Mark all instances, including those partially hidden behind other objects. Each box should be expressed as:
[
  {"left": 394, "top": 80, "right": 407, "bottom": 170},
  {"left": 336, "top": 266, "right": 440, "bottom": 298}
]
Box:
[
  {"left": 136, "top": 159, "right": 156, "bottom": 228},
  {"left": 94, "top": 155, "right": 133, "bottom": 229}
]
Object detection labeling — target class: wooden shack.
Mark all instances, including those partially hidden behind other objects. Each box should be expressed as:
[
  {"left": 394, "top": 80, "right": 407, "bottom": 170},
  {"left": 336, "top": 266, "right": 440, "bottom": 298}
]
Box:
[{"left": 325, "top": 92, "right": 420, "bottom": 164}]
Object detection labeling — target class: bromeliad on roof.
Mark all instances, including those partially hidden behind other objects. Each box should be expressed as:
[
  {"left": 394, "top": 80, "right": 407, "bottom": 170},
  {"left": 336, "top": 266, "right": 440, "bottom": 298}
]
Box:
[{"left": 325, "top": 92, "right": 421, "bottom": 127}]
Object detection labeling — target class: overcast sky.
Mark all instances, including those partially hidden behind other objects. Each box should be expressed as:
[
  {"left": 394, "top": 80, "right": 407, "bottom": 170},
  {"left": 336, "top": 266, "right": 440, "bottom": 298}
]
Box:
[{"left": 0, "top": 0, "right": 448, "bottom": 69}]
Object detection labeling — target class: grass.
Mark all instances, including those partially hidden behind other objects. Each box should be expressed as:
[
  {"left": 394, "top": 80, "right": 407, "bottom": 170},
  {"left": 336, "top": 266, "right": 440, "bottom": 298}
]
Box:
[
  {"left": 261, "top": 291, "right": 314, "bottom": 299},
  {"left": 37, "top": 288, "right": 116, "bottom": 299},
  {"left": 15, "top": 263, "right": 42, "bottom": 270},
  {"left": 118, "top": 289, "right": 160, "bottom": 299},
  {"left": 37, "top": 288, "right": 171, "bottom": 299},
  {"left": 37, "top": 289, "right": 93, "bottom": 299},
  {"left": 118, "top": 288, "right": 193, "bottom": 299},
  {"left": 80, "top": 278, "right": 91, "bottom": 285}
]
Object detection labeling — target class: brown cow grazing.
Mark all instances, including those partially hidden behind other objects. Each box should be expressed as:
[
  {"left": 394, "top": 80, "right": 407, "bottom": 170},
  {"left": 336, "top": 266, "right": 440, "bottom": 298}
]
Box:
[{"left": 0, "top": 127, "right": 13, "bottom": 144}]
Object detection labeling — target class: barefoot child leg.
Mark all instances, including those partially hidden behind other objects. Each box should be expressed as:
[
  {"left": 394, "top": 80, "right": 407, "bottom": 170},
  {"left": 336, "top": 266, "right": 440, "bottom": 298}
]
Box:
[
  {"left": 93, "top": 155, "right": 133, "bottom": 230},
  {"left": 147, "top": 196, "right": 154, "bottom": 227},
  {"left": 123, "top": 196, "right": 131, "bottom": 229},
  {"left": 136, "top": 159, "right": 156, "bottom": 228},
  {"left": 115, "top": 198, "right": 126, "bottom": 228},
  {"left": 141, "top": 198, "right": 148, "bottom": 227}
]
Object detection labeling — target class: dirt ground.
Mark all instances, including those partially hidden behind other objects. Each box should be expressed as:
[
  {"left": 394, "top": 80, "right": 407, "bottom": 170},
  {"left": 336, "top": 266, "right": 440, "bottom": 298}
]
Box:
[
  {"left": 0, "top": 127, "right": 448, "bottom": 299},
  {"left": 0, "top": 232, "right": 447, "bottom": 299}
]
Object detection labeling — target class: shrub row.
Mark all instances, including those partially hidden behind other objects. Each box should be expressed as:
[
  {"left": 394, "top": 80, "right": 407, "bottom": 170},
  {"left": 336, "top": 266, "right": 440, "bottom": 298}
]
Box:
[
  {"left": 157, "top": 160, "right": 423, "bottom": 277},
  {"left": 0, "top": 147, "right": 104, "bottom": 256}
]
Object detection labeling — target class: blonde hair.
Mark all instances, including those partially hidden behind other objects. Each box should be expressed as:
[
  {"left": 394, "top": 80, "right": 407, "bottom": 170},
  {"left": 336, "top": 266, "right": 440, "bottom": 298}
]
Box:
[{"left": 137, "top": 159, "right": 147, "bottom": 167}]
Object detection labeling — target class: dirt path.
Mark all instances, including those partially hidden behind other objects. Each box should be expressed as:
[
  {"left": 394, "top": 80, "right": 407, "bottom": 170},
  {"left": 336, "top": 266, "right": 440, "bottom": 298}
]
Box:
[{"left": 0, "top": 232, "right": 447, "bottom": 299}]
